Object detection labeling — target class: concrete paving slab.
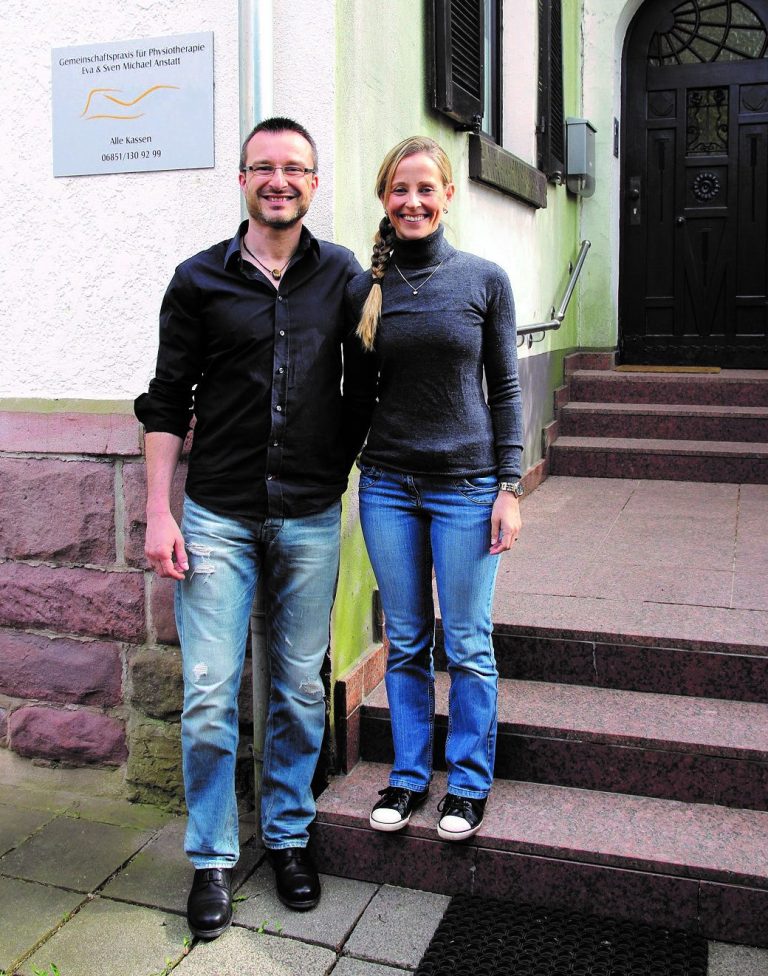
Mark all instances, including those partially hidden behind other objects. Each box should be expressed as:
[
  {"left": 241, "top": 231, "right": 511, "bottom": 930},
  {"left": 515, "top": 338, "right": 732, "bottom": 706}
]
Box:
[
  {"left": 343, "top": 884, "right": 449, "bottom": 969},
  {"left": 233, "top": 862, "right": 378, "bottom": 950},
  {"left": 20, "top": 896, "right": 190, "bottom": 976},
  {"left": 708, "top": 941, "right": 768, "bottom": 975},
  {"left": 0, "top": 876, "right": 84, "bottom": 972},
  {"left": 174, "top": 926, "right": 336, "bottom": 976},
  {"left": 62, "top": 795, "right": 173, "bottom": 830},
  {"left": 0, "top": 802, "right": 54, "bottom": 857},
  {"left": 100, "top": 815, "right": 260, "bottom": 912},
  {"left": 0, "top": 815, "right": 153, "bottom": 892},
  {"left": 0, "top": 751, "right": 124, "bottom": 799},
  {"left": 331, "top": 960, "right": 410, "bottom": 976},
  {"left": 1, "top": 785, "right": 83, "bottom": 815}
]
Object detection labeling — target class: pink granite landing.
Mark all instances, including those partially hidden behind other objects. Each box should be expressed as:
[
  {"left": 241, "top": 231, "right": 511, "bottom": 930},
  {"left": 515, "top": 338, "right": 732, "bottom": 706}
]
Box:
[{"left": 491, "top": 478, "right": 768, "bottom": 653}]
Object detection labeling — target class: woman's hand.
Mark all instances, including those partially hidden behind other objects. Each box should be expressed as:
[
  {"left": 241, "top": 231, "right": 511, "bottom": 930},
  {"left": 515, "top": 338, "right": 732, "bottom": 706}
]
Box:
[{"left": 489, "top": 492, "right": 522, "bottom": 555}]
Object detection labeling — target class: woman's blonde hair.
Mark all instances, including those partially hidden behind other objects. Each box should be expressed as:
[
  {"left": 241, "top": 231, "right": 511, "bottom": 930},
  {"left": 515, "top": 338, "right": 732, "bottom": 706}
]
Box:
[{"left": 356, "top": 137, "right": 453, "bottom": 351}]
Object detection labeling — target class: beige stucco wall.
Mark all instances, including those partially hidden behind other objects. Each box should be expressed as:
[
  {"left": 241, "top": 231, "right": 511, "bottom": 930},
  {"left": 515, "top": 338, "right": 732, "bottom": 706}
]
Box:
[{"left": 0, "top": 2, "right": 241, "bottom": 400}]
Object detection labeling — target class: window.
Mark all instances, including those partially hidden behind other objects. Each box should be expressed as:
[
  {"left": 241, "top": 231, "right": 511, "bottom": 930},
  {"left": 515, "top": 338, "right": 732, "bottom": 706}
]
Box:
[
  {"left": 429, "top": 0, "right": 500, "bottom": 138},
  {"left": 429, "top": 0, "right": 548, "bottom": 208},
  {"left": 537, "top": 0, "right": 565, "bottom": 181},
  {"left": 430, "top": 0, "right": 484, "bottom": 132},
  {"left": 483, "top": 0, "right": 502, "bottom": 142}
]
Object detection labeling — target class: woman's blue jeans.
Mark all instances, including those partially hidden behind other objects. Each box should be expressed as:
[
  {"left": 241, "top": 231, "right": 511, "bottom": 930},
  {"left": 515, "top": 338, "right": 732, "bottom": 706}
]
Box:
[
  {"left": 176, "top": 495, "right": 341, "bottom": 867},
  {"left": 358, "top": 467, "right": 500, "bottom": 800}
]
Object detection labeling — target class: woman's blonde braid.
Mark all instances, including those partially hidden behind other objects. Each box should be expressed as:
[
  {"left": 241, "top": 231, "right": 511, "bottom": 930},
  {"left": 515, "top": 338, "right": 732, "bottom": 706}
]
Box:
[{"left": 356, "top": 216, "right": 395, "bottom": 350}]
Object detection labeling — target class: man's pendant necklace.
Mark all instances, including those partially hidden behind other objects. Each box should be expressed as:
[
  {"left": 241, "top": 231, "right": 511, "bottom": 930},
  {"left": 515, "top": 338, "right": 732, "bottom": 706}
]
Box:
[
  {"left": 394, "top": 260, "right": 445, "bottom": 296},
  {"left": 241, "top": 236, "right": 292, "bottom": 280}
]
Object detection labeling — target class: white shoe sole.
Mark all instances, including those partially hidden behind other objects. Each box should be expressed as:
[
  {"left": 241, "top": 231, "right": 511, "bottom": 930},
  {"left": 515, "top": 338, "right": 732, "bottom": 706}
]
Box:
[
  {"left": 437, "top": 820, "right": 483, "bottom": 842},
  {"left": 369, "top": 813, "right": 411, "bottom": 832}
]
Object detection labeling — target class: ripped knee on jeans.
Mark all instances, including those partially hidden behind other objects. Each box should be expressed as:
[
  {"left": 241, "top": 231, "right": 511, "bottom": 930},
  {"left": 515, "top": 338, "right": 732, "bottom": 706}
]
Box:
[
  {"left": 187, "top": 543, "right": 216, "bottom": 580},
  {"left": 298, "top": 676, "right": 325, "bottom": 700},
  {"left": 192, "top": 661, "right": 209, "bottom": 682}
]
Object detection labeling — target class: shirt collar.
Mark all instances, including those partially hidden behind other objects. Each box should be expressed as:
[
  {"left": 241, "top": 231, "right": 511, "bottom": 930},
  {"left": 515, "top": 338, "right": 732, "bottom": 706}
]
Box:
[{"left": 225, "top": 220, "right": 320, "bottom": 269}]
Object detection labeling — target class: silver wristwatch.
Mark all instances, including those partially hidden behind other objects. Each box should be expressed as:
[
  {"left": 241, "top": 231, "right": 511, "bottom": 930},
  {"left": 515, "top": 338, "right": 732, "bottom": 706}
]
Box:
[{"left": 498, "top": 481, "right": 524, "bottom": 497}]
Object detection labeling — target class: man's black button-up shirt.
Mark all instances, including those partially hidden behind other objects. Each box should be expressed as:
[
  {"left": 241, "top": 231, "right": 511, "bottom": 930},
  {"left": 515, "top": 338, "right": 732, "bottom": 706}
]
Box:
[{"left": 135, "top": 222, "right": 373, "bottom": 520}]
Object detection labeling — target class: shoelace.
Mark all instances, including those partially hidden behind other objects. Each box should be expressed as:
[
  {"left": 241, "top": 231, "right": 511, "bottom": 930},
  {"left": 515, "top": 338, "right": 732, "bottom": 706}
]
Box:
[
  {"left": 437, "top": 795, "right": 476, "bottom": 817},
  {"left": 376, "top": 786, "right": 413, "bottom": 811}
]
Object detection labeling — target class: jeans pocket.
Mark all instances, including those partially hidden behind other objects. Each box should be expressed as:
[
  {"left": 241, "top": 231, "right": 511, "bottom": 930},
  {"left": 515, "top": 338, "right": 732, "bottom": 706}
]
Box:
[
  {"left": 455, "top": 475, "right": 498, "bottom": 506},
  {"left": 357, "top": 462, "right": 383, "bottom": 491}
]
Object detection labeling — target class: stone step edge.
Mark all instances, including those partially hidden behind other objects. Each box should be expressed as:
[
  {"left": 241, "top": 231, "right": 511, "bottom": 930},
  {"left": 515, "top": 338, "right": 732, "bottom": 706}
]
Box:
[
  {"left": 562, "top": 401, "right": 768, "bottom": 418},
  {"left": 361, "top": 674, "right": 768, "bottom": 762},
  {"left": 551, "top": 436, "right": 768, "bottom": 457},
  {"left": 438, "top": 621, "right": 768, "bottom": 660},
  {"left": 314, "top": 761, "right": 768, "bottom": 890},
  {"left": 570, "top": 369, "right": 768, "bottom": 385}
]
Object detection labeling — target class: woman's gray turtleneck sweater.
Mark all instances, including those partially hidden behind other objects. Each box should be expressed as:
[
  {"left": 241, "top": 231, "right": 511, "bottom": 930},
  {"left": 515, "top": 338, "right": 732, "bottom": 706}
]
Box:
[{"left": 345, "top": 225, "right": 523, "bottom": 480}]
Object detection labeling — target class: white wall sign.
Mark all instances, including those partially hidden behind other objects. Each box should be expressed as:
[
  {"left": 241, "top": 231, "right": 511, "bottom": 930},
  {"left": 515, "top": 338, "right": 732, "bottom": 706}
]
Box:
[{"left": 51, "top": 32, "right": 214, "bottom": 177}]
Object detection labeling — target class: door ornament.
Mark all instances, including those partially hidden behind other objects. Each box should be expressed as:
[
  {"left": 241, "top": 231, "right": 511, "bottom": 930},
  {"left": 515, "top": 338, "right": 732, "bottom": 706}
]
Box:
[{"left": 692, "top": 171, "right": 722, "bottom": 200}]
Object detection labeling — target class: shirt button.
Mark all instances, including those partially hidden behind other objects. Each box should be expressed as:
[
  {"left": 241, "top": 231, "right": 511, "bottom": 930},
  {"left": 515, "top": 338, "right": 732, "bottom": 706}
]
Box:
[
  {"left": 267, "top": 474, "right": 273, "bottom": 481},
  {"left": 273, "top": 441, "right": 279, "bottom": 447},
  {"left": 278, "top": 296, "right": 283, "bottom": 302},
  {"left": 277, "top": 367, "right": 285, "bottom": 374},
  {"left": 279, "top": 330, "right": 285, "bottom": 336},
  {"left": 276, "top": 405, "right": 282, "bottom": 412}
]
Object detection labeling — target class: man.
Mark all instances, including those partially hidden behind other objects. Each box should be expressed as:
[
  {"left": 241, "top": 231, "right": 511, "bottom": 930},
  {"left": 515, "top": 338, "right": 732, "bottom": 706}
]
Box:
[{"left": 134, "top": 118, "right": 371, "bottom": 938}]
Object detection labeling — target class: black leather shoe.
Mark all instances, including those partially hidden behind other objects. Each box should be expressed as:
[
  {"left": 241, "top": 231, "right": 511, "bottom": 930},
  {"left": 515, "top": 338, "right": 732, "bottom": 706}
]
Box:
[
  {"left": 370, "top": 786, "right": 429, "bottom": 832},
  {"left": 436, "top": 793, "right": 487, "bottom": 841},
  {"left": 187, "top": 867, "right": 233, "bottom": 939},
  {"left": 268, "top": 847, "right": 321, "bottom": 910}
]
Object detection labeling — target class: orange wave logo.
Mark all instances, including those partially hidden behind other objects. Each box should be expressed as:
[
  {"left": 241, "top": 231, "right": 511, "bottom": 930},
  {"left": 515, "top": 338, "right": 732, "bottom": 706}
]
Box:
[{"left": 81, "top": 85, "right": 180, "bottom": 120}]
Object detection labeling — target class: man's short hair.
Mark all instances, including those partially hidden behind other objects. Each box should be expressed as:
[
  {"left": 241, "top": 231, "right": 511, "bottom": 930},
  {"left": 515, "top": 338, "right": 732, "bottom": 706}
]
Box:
[{"left": 240, "top": 117, "right": 319, "bottom": 172}]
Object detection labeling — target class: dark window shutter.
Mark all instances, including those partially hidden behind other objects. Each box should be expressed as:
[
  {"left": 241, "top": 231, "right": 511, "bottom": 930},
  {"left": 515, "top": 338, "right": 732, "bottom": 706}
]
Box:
[
  {"left": 430, "top": 0, "right": 485, "bottom": 130},
  {"left": 537, "top": 0, "right": 565, "bottom": 180}
]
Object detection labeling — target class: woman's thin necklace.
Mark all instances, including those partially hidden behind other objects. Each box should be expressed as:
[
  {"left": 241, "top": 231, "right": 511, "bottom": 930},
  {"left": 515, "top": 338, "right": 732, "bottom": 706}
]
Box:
[
  {"left": 241, "top": 235, "right": 292, "bottom": 280},
  {"left": 393, "top": 260, "right": 444, "bottom": 296}
]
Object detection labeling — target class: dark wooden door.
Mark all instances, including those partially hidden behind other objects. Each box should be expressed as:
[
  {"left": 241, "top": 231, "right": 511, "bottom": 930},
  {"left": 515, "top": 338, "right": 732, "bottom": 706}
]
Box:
[{"left": 621, "top": 0, "right": 768, "bottom": 367}]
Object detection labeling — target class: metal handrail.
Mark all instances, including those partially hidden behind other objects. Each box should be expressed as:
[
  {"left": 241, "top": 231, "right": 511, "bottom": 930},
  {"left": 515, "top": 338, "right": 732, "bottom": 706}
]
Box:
[{"left": 517, "top": 239, "right": 591, "bottom": 347}]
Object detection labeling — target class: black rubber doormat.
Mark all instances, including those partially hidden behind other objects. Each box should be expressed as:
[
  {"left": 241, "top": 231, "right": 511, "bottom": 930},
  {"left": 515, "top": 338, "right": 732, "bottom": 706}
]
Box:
[{"left": 414, "top": 896, "right": 708, "bottom": 976}]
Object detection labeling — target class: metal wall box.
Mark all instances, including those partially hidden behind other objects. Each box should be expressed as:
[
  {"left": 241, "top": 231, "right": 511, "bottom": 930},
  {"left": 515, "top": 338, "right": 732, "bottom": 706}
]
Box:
[{"left": 566, "top": 118, "right": 596, "bottom": 197}]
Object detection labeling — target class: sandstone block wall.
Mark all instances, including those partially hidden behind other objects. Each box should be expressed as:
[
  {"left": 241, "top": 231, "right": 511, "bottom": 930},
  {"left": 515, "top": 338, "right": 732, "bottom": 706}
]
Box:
[{"left": 0, "top": 409, "right": 254, "bottom": 808}]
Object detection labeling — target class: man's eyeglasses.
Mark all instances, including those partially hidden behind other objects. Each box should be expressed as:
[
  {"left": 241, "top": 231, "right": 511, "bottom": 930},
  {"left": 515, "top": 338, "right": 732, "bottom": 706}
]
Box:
[{"left": 241, "top": 165, "right": 316, "bottom": 179}]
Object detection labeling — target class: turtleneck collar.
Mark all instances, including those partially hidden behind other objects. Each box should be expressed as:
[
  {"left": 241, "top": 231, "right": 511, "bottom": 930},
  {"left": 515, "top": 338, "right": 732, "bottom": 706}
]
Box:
[{"left": 391, "top": 224, "right": 454, "bottom": 268}]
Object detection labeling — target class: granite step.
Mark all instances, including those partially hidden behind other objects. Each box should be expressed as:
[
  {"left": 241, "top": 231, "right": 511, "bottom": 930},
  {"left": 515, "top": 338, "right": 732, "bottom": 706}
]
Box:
[
  {"left": 359, "top": 674, "right": 768, "bottom": 809},
  {"left": 462, "top": 630, "right": 768, "bottom": 704},
  {"left": 550, "top": 436, "right": 768, "bottom": 483},
  {"left": 312, "top": 760, "right": 768, "bottom": 946},
  {"left": 560, "top": 401, "right": 768, "bottom": 442},
  {"left": 568, "top": 369, "right": 768, "bottom": 407}
]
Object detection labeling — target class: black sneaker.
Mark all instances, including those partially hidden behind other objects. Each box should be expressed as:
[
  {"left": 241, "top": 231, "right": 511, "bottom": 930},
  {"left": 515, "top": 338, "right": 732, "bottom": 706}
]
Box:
[
  {"left": 436, "top": 793, "right": 487, "bottom": 841},
  {"left": 369, "top": 786, "right": 429, "bottom": 832}
]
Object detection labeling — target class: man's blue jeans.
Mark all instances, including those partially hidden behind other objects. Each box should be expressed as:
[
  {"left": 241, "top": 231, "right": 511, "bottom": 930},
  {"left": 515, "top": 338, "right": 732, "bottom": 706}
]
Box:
[
  {"left": 358, "top": 467, "right": 500, "bottom": 800},
  {"left": 176, "top": 495, "right": 341, "bottom": 867}
]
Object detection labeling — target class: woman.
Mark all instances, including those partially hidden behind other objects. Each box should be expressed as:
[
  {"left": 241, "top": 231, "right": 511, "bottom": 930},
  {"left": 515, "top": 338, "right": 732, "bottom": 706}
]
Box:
[{"left": 346, "top": 137, "right": 524, "bottom": 842}]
